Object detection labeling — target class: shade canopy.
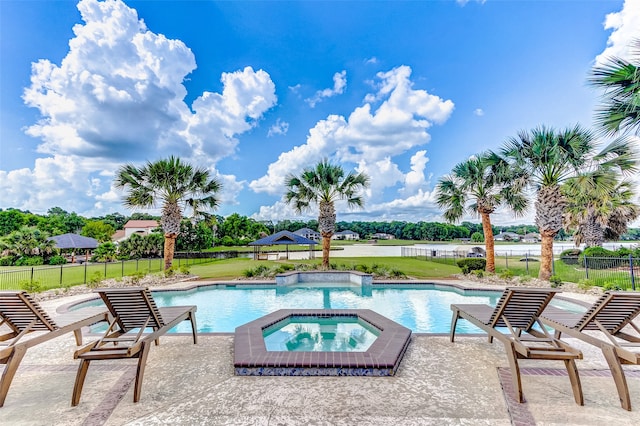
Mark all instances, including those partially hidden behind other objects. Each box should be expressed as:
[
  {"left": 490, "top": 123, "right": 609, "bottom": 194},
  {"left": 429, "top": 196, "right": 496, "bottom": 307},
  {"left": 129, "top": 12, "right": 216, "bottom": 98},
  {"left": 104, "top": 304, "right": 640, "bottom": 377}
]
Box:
[
  {"left": 249, "top": 230, "right": 318, "bottom": 246},
  {"left": 49, "top": 233, "right": 99, "bottom": 250}
]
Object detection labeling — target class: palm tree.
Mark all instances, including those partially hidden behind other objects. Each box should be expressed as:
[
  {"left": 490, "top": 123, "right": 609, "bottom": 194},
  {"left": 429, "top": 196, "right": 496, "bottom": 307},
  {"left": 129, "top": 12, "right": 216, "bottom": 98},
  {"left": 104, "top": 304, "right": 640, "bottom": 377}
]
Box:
[
  {"left": 501, "top": 125, "right": 595, "bottom": 280},
  {"left": 562, "top": 137, "right": 639, "bottom": 247},
  {"left": 115, "top": 156, "right": 222, "bottom": 270},
  {"left": 436, "top": 152, "right": 527, "bottom": 273},
  {"left": 285, "top": 160, "right": 370, "bottom": 269},
  {"left": 563, "top": 176, "right": 639, "bottom": 247},
  {"left": 589, "top": 39, "right": 640, "bottom": 136},
  {"left": 502, "top": 125, "right": 636, "bottom": 280}
]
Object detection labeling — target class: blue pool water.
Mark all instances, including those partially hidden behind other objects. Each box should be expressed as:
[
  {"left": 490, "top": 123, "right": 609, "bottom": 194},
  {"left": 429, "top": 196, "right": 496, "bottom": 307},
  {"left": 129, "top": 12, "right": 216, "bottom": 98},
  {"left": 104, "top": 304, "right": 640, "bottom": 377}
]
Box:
[
  {"left": 263, "top": 315, "right": 380, "bottom": 352},
  {"left": 74, "top": 284, "right": 586, "bottom": 334}
]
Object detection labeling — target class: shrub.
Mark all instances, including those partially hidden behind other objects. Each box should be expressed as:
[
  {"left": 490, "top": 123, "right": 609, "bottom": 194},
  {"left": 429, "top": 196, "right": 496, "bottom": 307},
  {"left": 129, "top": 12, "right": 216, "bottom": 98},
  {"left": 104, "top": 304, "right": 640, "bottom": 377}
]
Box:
[
  {"left": 0, "top": 256, "right": 14, "bottom": 266},
  {"left": 48, "top": 255, "right": 67, "bottom": 265},
  {"left": 179, "top": 265, "right": 190, "bottom": 275},
  {"left": 549, "top": 275, "right": 563, "bottom": 288},
  {"left": 456, "top": 258, "right": 486, "bottom": 274},
  {"left": 615, "top": 247, "right": 632, "bottom": 257},
  {"left": 20, "top": 279, "right": 42, "bottom": 293},
  {"left": 579, "top": 246, "right": 619, "bottom": 269},
  {"left": 474, "top": 270, "right": 484, "bottom": 278},
  {"left": 559, "top": 249, "right": 582, "bottom": 265},
  {"left": 15, "top": 256, "right": 44, "bottom": 266}
]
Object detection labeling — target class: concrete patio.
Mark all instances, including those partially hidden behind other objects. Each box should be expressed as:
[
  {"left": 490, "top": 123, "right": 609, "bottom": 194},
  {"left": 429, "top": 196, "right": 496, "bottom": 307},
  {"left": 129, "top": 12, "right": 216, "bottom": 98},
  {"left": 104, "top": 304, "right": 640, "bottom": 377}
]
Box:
[{"left": 1, "top": 288, "right": 639, "bottom": 425}]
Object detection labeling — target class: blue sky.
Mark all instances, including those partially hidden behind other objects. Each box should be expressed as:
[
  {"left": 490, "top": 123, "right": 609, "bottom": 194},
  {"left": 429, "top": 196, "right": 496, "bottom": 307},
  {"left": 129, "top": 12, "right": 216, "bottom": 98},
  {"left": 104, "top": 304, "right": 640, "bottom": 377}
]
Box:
[{"left": 1, "top": 0, "right": 639, "bottom": 225}]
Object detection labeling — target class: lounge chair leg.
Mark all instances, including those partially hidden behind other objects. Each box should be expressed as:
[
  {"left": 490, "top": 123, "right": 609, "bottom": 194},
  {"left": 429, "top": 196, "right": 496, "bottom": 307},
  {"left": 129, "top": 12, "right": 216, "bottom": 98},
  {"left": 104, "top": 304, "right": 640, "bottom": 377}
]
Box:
[
  {"left": 601, "top": 345, "right": 631, "bottom": 411},
  {"left": 133, "top": 342, "right": 151, "bottom": 403},
  {"left": 72, "top": 359, "right": 91, "bottom": 406},
  {"left": 505, "top": 341, "right": 524, "bottom": 403},
  {"left": 450, "top": 310, "right": 459, "bottom": 342},
  {"left": 563, "top": 359, "right": 584, "bottom": 406},
  {"left": 73, "top": 328, "right": 83, "bottom": 346},
  {"left": 0, "top": 346, "right": 27, "bottom": 407},
  {"left": 189, "top": 312, "right": 198, "bottom": 344}
]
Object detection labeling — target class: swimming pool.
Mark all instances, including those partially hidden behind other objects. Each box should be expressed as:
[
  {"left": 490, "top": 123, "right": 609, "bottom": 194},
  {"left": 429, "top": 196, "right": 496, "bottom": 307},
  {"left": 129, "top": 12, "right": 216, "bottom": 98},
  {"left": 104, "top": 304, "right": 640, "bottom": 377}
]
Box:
[{"left": 74, "top": 283, "right": 586, "bottom": 334}]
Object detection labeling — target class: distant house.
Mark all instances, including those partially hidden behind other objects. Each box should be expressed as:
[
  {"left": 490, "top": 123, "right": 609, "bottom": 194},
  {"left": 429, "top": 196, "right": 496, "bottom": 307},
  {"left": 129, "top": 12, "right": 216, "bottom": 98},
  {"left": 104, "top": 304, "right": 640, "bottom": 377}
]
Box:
[
  {"left": 112, "top": 220, "right": 160, "bottom": 242},
  {"left": 494, "top": 232, "right": 521, "bottom": 242},
  {"left": 332, "top": 230, "right": 360, "bottom": 240},
  {"left": 522, "top": 233, "right": 541, "bottom": 243},
  {"left": 293, "top": 227, "right": 321, "bottom": 241},
  {"left": 372, "top": 232, "right": 395, "bottom": 240}
]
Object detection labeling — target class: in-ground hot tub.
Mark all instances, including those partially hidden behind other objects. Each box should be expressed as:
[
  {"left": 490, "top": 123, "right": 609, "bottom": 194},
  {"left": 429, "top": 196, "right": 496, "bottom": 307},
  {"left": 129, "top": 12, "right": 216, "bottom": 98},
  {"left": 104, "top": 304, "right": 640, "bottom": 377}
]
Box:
[{"left": 234, "top": 309, "right": 411, "bottom": 376}]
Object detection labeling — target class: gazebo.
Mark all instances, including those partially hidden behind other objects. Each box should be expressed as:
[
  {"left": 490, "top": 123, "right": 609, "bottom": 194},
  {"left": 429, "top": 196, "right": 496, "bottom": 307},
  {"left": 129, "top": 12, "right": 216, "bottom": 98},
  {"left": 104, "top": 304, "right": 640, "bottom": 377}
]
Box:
[
  {"left": 248, "top": 230, "right": 318, "bottom": 260},
  {"left": 49, "top": 233, "right": 99, "bottom": 263}
]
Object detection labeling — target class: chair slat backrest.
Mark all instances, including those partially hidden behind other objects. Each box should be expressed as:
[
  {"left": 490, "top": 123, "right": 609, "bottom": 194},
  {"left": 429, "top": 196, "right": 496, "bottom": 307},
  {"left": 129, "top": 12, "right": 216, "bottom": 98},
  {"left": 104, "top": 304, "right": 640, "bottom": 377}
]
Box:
[
  {"left": 576, "top": 291, "right": 640, "bottom": 334},
  {"left": 97, "top": 287, "right": 165, "bottom": 332},
  {"left": 0, "top": 291, "right": 58, "bottom": 333},
  {"left": 490, "top": 288, "right": 559, "bottom": 331}
]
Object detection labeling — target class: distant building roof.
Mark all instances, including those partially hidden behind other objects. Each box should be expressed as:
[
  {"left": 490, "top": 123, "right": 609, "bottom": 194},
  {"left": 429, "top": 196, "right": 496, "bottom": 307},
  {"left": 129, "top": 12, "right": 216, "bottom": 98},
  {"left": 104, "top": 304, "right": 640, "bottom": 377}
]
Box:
[
  {"left": 124, "top": 220, "right": 159, "bottom": 228},
  {"left": 49, "top": 233, "right": 99, "bottom": 249},
  {"left": 111, "top": 229, "right": 126, "bottom": 241},
  {"left": 294, "top": 227, "right": 319, "bottom": 235},
  {"left": 249, "top": 230, "right": 318, "bottom": 246}
]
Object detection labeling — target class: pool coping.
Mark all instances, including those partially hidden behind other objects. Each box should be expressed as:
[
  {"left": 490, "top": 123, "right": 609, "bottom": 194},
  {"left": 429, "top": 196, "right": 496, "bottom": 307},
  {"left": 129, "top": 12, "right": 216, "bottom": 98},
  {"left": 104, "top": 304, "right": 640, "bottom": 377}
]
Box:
[{"left": 233, "top": 309, "right": 412, "bottom": 376}]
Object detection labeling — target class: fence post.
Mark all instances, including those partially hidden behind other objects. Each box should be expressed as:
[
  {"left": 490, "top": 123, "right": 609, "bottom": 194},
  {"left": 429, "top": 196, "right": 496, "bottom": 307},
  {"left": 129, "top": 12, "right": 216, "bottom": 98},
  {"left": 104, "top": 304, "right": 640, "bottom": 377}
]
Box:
[
  {"left": 59, "top": 265, "right": 63, "bottom": 286},
  {"left": 584, "top": 256, "right": 589, "bottom": 280},
  {"left": 84, "top": 261, "right": 87, "bottom": 283},
  {"left": 30, "top": 267, "right": 34, "bottom": 283},
  {"left": 121, "top": 260, "right": 124, "bottom": 278},
  {"left": 525, "top": 252, "right": 529, "bottom": 275},
  {"left": 104, "top": 261, "right": 107, "bottom": 278},
  {"left": 505, "top": 253, "right": 508, "bottom": 270},
  {"left": 630, "top": 254, "right": 636, "bottom": 291}
]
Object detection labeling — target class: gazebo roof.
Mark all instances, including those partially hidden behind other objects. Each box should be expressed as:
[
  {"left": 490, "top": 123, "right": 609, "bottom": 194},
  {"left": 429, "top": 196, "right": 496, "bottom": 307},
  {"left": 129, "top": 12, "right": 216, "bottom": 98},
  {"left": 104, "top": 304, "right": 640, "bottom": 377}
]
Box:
[
  {"left": 49, "top": 233, "right": 99, "bottom": 249},
  {"left": 249, "top": 230, "right": 318, "bottom": 246}
]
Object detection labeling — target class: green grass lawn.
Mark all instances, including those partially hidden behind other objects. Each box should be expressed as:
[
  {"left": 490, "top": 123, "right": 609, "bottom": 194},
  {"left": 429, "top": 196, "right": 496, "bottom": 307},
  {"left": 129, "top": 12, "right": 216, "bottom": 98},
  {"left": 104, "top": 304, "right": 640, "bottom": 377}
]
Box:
[{"left": 189, "top": 256, "right": 460, "bottom": 280}]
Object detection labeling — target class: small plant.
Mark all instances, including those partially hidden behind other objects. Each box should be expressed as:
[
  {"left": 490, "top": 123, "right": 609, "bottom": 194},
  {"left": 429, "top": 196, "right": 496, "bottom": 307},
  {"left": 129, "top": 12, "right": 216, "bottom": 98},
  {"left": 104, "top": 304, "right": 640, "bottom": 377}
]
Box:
[
  {"left": 577, "top": 279, "right": 593, "bottom": 290},
  {"left": 20, "top": 279, "right": 42, "bottom": 293},
  {"left": 164, "top": 266, "right": 176, "bottom": 277},
  {"left": 602, "top": 281, "right": 624, "bottom": 291},
  {"left": 549, "top": 275, "right": 563, "bottom": 288},
  {"left": 87, "top": 271, "right": 103, "bottom": 289},
  {"left": 498, "top": 270, "right": 514, "bottom": 280},
  {"left": 179, "top": 265, "right": 190, "bottom": 275},
  {"left": 389, "top": 268, "right": 406, "bottom": 278},
  {"left": 474, "top": 269, "right": 484, "bottom": 278},
  {"left": 518, "top": 275, "right": 532, "bottom": 283},
  {"left": 129, "top": 271, "right": 147, "bottom": 284}
]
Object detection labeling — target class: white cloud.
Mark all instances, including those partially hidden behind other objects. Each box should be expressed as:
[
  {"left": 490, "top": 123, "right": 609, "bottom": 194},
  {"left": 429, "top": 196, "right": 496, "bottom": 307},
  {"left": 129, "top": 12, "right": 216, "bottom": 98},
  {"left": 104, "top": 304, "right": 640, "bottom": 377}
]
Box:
[
  {"left": 356, "top": 157, "right": 404, "bottom": 203},
  {"left": 596, "top": 0, "right": 640, "bottom": 64},
  {"left": 456, "top": 0, "right": 487, "bottom": 6},
  {"left": 365, "top": 57, "right": 378, "bottom": 65},
  {"left": 473, "top": 108, "right": 484, "bottom": 116},
  {"left": 267, "top": 119, "right": 290, "bottom": 137},
  {"left": 250, "top": 65, "right": 453, "bottom": 195},
  {"left": 402, "top": 150, "right": 430, "bottom": 193},
  {"left": 305, "top": 70, "right": 347, "bottom": 107},
  {"left": 5, "top": 0, "right": 277, "bottom": 215}
]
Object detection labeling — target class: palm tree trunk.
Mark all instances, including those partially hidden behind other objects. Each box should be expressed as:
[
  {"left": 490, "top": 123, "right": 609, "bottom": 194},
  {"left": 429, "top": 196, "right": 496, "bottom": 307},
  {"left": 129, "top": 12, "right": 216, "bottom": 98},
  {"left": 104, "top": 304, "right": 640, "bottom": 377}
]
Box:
[
  {"left": 480, "top": 212, "right": 495, "bottom": 273},
  {"left": 539, "top": 231, "right": 554, "bottom": 280},
  {"left": 321, "top": 233, "right": 331, "bottom": 270},
  {"left": 163, "top": 233, "right": 177, "bottom": 270}
]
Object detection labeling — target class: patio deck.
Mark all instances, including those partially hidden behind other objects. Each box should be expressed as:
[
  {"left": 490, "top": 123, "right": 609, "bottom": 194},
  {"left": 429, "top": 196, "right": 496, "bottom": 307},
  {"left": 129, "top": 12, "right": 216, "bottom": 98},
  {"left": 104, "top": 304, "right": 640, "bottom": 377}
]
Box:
[{"left": 1, "top": 286, "right": 639, "bottom": 425}]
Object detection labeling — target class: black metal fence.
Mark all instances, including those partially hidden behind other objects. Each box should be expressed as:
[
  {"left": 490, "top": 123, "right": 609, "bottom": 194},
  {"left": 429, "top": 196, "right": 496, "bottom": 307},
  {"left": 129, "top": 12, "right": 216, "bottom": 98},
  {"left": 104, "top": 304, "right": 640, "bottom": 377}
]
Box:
[
  {"left": 0, "top": 250, "right": 239, "bottom": 291},
  {"left": 401, "top": 247, "right": 638, "bottom": 291}
]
